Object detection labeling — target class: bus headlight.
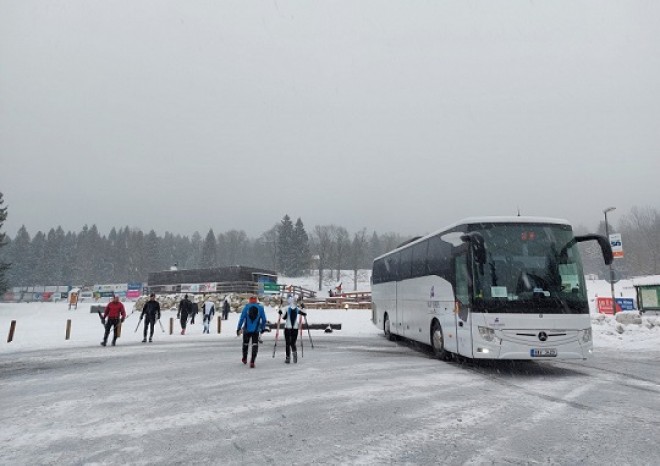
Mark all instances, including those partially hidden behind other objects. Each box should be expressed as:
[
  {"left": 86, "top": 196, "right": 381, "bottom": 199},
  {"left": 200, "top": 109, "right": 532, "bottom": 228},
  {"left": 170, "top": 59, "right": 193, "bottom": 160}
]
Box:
[
  {"left": 579, "top": 328, "right": 592, "bottom": 343},
  {"left": 478, "top": 326, "right": 499, "bottom": 343}
]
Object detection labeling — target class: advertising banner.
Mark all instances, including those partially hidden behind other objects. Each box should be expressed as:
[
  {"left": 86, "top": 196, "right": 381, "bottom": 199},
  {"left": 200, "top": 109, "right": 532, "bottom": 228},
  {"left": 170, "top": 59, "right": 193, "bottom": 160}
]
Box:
[{"left": 609, "top": 233, "right": 624, "bottom": 258}]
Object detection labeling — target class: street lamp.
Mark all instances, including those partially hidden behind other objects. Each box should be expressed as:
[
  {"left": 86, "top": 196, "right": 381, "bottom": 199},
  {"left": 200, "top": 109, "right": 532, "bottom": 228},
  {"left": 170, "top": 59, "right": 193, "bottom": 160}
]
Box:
[{"left": 603, "top": 207, "right": 617, "bottom": 315}]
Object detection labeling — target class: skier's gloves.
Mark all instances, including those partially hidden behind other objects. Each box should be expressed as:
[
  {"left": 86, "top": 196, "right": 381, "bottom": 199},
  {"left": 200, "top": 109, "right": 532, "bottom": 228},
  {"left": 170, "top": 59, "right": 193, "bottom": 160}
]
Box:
[
  {"left": 236, "top": 329, "right": 241, "bottom": 336},
  {"left": 300, "top": 311, "right": 307, "bottom": 316},
  {"left": 278, "top": 309, "right": 283, "bottom": 315},
  {"left": 120, "top": 318, "right": 125, "bottom": 323}
]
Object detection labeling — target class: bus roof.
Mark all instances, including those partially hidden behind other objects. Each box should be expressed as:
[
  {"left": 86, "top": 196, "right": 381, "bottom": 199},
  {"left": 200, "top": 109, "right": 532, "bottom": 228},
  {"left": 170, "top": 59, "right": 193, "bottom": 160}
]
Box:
[{"left": 374, "top": 216, "right": 571, "bottom": 261}]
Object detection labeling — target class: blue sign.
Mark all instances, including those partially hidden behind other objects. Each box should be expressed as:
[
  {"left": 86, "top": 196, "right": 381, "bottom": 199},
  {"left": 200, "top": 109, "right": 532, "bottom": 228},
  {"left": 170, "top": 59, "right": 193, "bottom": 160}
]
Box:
[{"left": 615, "top": 298, "right": 635, "bottom": 311}]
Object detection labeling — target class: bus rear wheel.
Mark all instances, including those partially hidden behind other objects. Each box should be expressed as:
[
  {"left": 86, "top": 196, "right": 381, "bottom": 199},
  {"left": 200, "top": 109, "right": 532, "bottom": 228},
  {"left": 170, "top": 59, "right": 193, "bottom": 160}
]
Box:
[
  {"left": 384, "top": 313, "right": 395, "bottom": 341},
  {"left": 431, "top": 321, "right": 450, "bottom": 360}
]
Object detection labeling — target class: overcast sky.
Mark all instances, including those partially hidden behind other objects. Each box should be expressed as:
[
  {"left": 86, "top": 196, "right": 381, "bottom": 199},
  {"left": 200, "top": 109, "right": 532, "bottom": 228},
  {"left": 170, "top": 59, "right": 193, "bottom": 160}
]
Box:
[{"left": 1, "top": 1, "right": 658, "bottom": 239}]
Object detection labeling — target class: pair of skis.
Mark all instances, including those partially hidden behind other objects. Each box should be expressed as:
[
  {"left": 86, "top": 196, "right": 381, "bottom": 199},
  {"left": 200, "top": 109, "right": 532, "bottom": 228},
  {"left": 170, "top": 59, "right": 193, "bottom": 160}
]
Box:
[{"left": 272, "top": 308, "right": 314, "bottom": 358}]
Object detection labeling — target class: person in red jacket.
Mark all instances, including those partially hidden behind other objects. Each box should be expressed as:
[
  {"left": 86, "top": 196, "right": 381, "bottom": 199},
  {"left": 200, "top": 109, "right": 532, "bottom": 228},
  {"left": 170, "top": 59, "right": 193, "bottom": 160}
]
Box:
[{"left": 102, "top": 294, "right": 126, "bottom": 346}]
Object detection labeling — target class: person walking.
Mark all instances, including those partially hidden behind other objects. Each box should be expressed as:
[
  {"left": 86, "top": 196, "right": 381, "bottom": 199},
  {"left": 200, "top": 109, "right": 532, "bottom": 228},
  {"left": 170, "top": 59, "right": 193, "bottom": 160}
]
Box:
[
  {"left": 237, "top": 295, "right": 267, "bottom": 368},
  {"left": 101, "top": 294, "right": 126, "bottom": 347},
  {"left": 222, "top": 296, "right": 231, "bottom": 320},
  {"left": 202, "top": 298, "right": 215, "bottom": 334},
  {"left": 177, "top": 294, "right": 193, "bottom": 335},
  {"left": 141, "top": 293, "right": 161, "bottom": 343},
  {"left": 190, "top": 300, "right": 199, "bottom": 325},
  {"left": 278, "top": 295, "right": 307, "bottom": 364}
]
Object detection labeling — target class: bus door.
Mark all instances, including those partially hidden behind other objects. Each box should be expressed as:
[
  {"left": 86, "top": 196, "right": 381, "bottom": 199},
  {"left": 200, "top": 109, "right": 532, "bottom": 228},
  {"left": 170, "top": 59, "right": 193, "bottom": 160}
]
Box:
[{"left": 455, "top": 252, "right": 473, "bottom": 357}]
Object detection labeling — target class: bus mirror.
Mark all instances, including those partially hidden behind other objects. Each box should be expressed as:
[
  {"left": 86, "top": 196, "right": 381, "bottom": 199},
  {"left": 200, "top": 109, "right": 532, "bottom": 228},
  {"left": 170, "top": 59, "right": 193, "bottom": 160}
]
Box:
[
  {"left": 460, "top": 232, "right": 486, "bottom": 265},
  {"left": 574, "top": 234, "right": 613, "bottom": 265}
]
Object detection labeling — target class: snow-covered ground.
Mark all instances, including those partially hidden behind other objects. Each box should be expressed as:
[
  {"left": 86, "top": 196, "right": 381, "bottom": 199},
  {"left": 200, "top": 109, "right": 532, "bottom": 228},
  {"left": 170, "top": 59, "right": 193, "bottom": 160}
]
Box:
[{"left": 2, "top": 274, "right": 659, "bottom": 465}]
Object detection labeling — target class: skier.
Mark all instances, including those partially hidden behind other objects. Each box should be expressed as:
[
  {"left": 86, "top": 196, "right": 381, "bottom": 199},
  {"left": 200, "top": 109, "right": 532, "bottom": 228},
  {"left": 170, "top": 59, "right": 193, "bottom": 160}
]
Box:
[
  {"left": 101, "top": 294, "right": 126, "bottom": 347},
  {"left": 222, "top": 296, "right": 231, "bottom": 320},
  {"left": 177, "top": 294, "right": 193, "bottom": 335},
  {"left": 141, "top": 293, "right": 161, "bottom": 343},
  {"left": 190, "top": 300, "right": 199, "bottom": 325},
  {"left": 202, "top": 298, "right": 215, "bottom": 334},
  {"left": 278, "top": 295, "right": 307, "bottom": 363},
  {"left": 236, "top": 295, "right": 267, "bottom": 368}
]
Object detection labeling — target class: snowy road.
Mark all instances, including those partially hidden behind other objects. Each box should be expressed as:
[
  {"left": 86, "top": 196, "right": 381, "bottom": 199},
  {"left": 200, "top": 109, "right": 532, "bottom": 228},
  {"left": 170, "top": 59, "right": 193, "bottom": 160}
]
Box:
[{"left": 1, "top": 334, "right": 659, "bottom": 465}]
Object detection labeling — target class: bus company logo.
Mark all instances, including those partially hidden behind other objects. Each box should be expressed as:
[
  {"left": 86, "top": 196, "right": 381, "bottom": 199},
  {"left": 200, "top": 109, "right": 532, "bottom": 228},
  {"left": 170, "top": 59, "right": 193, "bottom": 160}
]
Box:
[
  {"left": 430, "top": 286, "right": 435, "bottom": 298},
  {"left": 538, "top": 332, "right": 548, "bottom": 342}
]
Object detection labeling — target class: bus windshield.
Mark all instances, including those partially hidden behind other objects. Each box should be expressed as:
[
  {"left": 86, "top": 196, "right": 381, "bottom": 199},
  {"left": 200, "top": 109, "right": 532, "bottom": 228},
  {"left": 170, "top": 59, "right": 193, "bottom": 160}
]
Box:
[{"left": 469, "top": 223, "right": 589, "bottom": 314}]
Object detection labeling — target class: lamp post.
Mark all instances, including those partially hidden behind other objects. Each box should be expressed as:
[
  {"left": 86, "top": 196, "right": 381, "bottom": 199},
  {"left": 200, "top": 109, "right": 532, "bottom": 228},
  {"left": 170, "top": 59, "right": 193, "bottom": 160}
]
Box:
[{"left": 603, "top": 207, "right": 617, "bottom": 315}]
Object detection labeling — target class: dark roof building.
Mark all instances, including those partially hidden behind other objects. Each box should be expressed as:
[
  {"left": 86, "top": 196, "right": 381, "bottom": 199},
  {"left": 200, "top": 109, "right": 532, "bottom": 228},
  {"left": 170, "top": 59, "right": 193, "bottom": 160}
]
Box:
[{"left": 147, "top": 266, "right": 277, "bottom": 294}]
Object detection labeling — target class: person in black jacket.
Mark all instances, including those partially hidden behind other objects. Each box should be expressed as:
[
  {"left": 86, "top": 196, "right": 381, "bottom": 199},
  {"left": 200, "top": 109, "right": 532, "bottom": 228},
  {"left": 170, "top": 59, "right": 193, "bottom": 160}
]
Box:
[
  {"left": 222, "top": 297, "right": 231, "bottom": 320},
  {"left": 177, "top": 294, "right": 192, "bottom": 335},
  {"left": 141, "top": 293, "right": 161, "bottom": 343}
]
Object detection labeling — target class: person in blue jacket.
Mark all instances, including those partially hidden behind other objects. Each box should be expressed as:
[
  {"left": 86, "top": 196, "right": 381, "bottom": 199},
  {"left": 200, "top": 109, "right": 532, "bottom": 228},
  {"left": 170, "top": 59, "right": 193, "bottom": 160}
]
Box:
[{"left": 237, "top": 295, "right": 267, "bottom": 368}]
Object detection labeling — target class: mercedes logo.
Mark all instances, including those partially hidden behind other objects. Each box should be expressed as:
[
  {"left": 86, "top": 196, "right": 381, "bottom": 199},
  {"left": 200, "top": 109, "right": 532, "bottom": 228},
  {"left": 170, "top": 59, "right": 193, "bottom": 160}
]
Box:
[{"left": 538, "top": 331, "right": 548, "bottom": 342}]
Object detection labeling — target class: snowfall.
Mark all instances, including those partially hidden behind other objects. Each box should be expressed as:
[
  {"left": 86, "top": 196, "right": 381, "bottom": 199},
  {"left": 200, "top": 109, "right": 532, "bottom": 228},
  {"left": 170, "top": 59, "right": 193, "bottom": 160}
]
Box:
[
  {"left": 1, "top": 274, "right": 658, "bottom": 355},
  {"left": 1, "top": 273, "right": 659, "bottom": 465}
]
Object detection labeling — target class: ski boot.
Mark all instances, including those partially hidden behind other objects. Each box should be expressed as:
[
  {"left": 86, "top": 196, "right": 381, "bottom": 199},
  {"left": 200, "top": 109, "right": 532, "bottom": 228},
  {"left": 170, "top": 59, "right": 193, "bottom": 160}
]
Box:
[
  {"left": 293, "top": 352, "right": 298, "bottom": 364},
  {"left": 111, "top": 340, "right": 116, "bottom": 346},
  {"left": 100, "top": 341, "right": 107, "bottom": 347},
  {"left": 242, "top": 357, "right": 247, "bottom": 365},
  {"left": 149, "top": 338, "right": 152, "bottom": 343},
  {"left": 285, "top": 356, "right": 291, "bottom": 364},
  {"left": 250, "top": 362, "right": 255, "bottom": 368},
  {"left": 142, "top": 338, "right": 147, "bottom": 343}
]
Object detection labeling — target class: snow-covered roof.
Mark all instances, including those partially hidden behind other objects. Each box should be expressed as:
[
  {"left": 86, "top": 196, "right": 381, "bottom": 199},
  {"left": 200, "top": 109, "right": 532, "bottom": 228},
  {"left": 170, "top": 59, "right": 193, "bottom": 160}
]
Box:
[{"left": 632, "top": 275, "right": 660, "bottom": 287}]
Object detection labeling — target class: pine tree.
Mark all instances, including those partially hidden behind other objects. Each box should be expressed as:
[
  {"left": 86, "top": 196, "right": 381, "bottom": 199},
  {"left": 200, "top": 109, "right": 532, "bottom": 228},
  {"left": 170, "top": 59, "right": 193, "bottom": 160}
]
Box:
[
  {"left": 292, "top": 218, "right": 310, "bottom": 276},
  {"left": 30, "top": 231, "right": 47, "bottom": 285},
  {"left": 9, "top": 226, "right": 31, "bottom": 286},
  {"left": 277, "top": 215, "right": 296, "bottom": 275},
  {"left": 0, "top": 193, "right": 9, "bottom": 293},
  {"left": 200, "top": 229, "right": 217, "bottom": 268}
]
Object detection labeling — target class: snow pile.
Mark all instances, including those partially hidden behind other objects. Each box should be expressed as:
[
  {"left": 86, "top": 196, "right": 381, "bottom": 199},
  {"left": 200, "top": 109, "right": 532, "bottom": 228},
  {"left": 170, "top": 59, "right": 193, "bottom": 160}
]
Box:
[{"left": 591, "top": 312, "right": 660, "bottom": 350}]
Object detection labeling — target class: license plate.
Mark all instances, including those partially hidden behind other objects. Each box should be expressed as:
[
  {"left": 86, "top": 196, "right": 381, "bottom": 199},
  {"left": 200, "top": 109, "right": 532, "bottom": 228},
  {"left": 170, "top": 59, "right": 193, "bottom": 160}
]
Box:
[{"left": 530, "top": 348, "right": 557, "bottom": 357}]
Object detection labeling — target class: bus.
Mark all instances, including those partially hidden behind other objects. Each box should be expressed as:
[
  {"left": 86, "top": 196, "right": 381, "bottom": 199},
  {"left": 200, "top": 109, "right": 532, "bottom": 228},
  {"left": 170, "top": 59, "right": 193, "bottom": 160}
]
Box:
[{"left": 371, "top": 217, "right": 612, "bottom": 360}]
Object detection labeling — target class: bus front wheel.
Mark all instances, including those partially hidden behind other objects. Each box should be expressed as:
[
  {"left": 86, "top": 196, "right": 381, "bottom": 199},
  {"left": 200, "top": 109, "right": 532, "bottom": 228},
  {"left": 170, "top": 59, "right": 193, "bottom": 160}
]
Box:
[
  {"left": 384, "top": 313, "right": 395, "bottom": 341},
  {"left": 431, "top": 321, "right": 450, "bottom": 360}
]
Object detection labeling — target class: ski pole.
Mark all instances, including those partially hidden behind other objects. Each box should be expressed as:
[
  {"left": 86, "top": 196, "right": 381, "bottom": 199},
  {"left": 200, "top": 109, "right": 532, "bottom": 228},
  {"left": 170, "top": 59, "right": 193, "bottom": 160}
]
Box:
[
  {"left": 303, "top": 314, "right": 314, "bottom": 349},
  {"left": 299, "top": 314, "right": 304, "bottom": 358},
  {"left": 134, "top": 317, "right": 143, "bottom": 333},
  {"left": 158, "top": 319, "right": 165, "bottom": 333},
  {"left": 272, "top": 309, "right": 282, "bottom": 358}
]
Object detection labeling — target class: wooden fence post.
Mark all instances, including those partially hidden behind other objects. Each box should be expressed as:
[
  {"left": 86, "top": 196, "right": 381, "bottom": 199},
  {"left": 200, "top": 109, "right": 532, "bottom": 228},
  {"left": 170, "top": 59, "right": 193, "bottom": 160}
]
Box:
[
  {"left": 7, "top": 320, "right": 16, "bottom": 343},
  {"left": 169, "top": 317, "right": 173, "bottom": 335},
  {"left": 217, "top": 315, "right": 222, "bottom": 334},
  {"left": 65, "top": 319, "right": 71, "bottom": 340}
]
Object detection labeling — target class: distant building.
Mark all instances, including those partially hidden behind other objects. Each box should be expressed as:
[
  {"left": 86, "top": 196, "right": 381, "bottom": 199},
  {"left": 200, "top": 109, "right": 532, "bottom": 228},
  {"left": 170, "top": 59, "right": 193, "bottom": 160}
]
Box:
[{"left": 147, "top": 265, "right": 278, "bottom": 295}]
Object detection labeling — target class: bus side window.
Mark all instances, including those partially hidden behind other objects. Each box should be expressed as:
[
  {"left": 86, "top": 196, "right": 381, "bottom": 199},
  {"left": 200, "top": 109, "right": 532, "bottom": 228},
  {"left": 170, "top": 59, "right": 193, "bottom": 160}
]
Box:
[{"left": 455, "top": 254, "right": 470, "bottom": 306}]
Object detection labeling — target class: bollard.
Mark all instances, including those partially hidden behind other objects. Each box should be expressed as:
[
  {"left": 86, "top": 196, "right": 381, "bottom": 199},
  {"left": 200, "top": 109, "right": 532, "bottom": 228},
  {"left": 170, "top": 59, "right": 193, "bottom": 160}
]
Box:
[
  {"left": 169, "top": 317, "right": 173, "bottom": 335},
  {"left": 65, "top": 319, "right": 72, "bottom": 340},
  {"left": 217, "top": 315, "right": 222, "bottom": 334},
  {"left": 7, "top": 320, "right": 16, "bottom": 343}
]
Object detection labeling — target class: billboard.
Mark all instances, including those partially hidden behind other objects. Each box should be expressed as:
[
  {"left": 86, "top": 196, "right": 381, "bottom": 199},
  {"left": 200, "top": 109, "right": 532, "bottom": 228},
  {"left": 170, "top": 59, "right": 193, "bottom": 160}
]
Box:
[{"left": 609, "top": 233, "right": 624, "bottom": 259}]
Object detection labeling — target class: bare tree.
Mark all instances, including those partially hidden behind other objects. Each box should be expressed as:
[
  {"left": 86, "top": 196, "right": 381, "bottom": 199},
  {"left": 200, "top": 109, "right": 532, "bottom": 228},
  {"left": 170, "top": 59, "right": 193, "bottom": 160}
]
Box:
[
  {"left": 619, "top": 206, "right": 660, "bottom": 276},
  {"left": 350, "top": 228, "right": 368, "bottom": 291},
  {"left": 311, "top": 225, "right": 333, "bottom": 292},
  {"left": 332, "top": 226, "right": 350, "bottom": 281}
]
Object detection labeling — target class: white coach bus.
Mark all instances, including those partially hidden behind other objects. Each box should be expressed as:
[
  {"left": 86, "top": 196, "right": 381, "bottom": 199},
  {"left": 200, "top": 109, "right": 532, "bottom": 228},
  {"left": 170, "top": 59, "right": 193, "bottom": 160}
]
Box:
[{"left": 371, "top": 217, "right": 613, "bottom": 360}]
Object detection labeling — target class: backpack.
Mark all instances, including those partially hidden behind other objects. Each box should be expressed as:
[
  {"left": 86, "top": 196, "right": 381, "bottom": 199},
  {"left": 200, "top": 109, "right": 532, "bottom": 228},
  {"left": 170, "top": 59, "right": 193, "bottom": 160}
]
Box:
[{"left": 248, "top": 305, "right": 259, "bottom": 321}]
